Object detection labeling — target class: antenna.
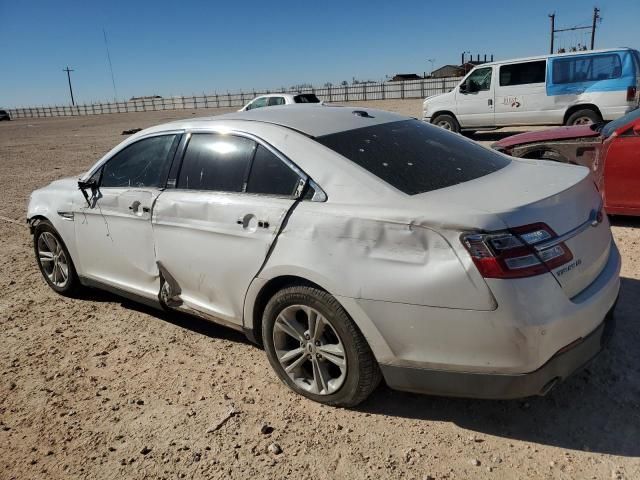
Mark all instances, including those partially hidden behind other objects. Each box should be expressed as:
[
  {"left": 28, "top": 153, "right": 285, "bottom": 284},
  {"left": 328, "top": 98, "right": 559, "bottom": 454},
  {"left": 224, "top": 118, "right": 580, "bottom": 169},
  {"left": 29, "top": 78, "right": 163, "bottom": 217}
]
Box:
[{"left": 103, "top": 29, "right": 118, "bottom": 101}]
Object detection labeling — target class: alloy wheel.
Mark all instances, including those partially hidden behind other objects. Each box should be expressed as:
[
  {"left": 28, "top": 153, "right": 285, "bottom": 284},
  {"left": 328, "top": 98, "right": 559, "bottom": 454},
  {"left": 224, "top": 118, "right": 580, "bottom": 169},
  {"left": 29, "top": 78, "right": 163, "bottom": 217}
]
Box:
[
  {"left": 272, "top": 304, "right": 347, "bottom": 395},
  {"left": 37, "top": 232, "right": 69, "bottom": 288},
  {"left": 436, "top": 120, "right": 452, "bottom": 130}
]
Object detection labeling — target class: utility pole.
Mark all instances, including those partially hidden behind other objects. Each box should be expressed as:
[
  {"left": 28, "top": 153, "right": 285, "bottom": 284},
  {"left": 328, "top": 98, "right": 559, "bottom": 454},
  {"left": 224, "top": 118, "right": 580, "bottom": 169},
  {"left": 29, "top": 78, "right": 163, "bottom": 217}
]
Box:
[
  {"left": 549, "top": 13, "right": 555, "bottom": 54},
  {"left": 591, "top": 7, "right": 600, "bottom": 50},
  {"left": 63, "top": 66, "right": 75, "bottom": 106},
  {"left": 548, "top": 7, "right": 600, "bottom": 53}
]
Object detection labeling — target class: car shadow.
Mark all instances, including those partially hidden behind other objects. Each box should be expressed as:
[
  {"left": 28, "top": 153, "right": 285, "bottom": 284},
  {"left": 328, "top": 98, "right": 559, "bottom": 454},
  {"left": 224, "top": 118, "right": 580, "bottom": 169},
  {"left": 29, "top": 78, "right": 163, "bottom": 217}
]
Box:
[
  {"left": 79, "top": 288, "right": 251, "bottom": 345},
  {"left": 357, "top": 276, "right": 640, "bottom": 457},
  {"left": 76, "top": 278, "right": 640, "bottom": 457},
  {"left": 610, "top": 215, "right": 640, "bottom": 228}
]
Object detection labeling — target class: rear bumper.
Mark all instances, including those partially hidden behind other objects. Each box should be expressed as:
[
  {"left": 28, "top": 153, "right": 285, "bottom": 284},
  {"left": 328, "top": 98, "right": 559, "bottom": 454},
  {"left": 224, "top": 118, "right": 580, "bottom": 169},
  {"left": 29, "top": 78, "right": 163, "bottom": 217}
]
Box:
[{"left": 381, "top": 302, "right": 616, "bottom": 399}]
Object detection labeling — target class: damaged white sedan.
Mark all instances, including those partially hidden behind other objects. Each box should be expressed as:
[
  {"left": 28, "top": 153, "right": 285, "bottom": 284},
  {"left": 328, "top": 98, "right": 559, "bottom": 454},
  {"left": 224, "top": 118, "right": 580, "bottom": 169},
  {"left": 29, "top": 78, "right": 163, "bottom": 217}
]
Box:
[{"left": 28, "top": 105, "right": 620, "bottom": 406}]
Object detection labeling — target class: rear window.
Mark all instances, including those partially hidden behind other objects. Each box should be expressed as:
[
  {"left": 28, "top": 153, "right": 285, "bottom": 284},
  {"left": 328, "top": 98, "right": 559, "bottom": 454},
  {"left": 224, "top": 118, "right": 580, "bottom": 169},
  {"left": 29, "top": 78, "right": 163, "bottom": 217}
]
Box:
[
  {"left": 294, "top": 94, "right": 320, "bottom": 103},
  {"left": 315, "top": 120, "right": 510, "bottom": 195},
  {"left": 552, "top": 53, "right": 622, "bottom": 84}
]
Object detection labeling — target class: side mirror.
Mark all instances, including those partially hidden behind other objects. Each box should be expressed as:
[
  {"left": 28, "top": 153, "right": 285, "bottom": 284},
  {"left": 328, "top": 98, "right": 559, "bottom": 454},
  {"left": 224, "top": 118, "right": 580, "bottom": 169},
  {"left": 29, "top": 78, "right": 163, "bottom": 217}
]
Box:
[
  {"left": 459, "top": 83, "right": 468, "bottom": 94},
  {"left": 633, "top": 123, "right": 640, "bottom": 135},
  {"left": 78, "top": 178, "right": 99, "bottom": 206}
]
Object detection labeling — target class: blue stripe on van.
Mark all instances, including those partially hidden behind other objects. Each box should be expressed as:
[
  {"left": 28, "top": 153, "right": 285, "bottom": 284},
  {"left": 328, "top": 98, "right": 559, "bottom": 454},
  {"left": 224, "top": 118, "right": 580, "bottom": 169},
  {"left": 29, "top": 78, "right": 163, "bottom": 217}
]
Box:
[{"left": 546, "top": 50, "right": 637, "bottom": 96}]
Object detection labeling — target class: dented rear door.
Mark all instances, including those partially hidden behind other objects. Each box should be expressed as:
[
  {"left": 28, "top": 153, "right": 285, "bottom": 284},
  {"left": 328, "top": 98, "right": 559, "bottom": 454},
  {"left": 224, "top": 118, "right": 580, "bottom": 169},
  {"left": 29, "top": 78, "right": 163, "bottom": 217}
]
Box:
[
  {"left": 152, "top": 190, "right": 295, "bottom": 323},
  {"left": 151, "top": 132, "right": 301, "bottom": 325}
]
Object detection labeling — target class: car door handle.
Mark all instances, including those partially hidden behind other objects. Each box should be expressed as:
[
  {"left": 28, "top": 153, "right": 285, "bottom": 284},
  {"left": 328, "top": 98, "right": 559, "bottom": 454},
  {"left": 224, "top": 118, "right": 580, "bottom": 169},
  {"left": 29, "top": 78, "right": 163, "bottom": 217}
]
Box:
[
  {"left": 488, "top": 99, "right": 493, "bottom": 106},
  {"left": 236, "top": 216, "right": 269, "bottom": 229}
]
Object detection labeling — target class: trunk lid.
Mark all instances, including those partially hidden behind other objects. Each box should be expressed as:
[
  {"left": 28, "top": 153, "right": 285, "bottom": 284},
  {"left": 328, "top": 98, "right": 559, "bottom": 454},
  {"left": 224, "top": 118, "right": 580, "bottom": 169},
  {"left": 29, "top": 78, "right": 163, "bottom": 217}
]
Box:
[{"left": 417, "top": 158, "right": 611, "bottom": 298}]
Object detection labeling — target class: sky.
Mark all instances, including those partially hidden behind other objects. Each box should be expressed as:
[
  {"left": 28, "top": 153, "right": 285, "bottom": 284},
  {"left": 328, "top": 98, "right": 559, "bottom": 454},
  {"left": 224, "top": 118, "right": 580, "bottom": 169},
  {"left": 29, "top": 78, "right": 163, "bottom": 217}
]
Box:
[{"left": 1, "top": 0, "right": 639, "bottom": 107}]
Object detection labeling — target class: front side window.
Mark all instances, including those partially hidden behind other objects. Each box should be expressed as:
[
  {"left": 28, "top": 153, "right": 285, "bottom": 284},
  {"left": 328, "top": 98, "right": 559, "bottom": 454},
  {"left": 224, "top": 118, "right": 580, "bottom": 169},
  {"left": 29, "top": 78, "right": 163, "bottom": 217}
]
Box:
[
  {"left": 267, "top": 97, "right": 286, "bottom": 106},
  {"left": 246, "top": 145, "right": 301, "bottom": 196},
  {"left": 177, "top": 134, "right": 256, "bottom": 192},
  {"left": 316, "top": 120, "right": 510, "bottom": 195},
  {"left": 552, "top": 53, "right": 622, "bottom": 84},
  {"left": 500, "top": 61, "right": 546, "bottom": 86},
  {"left": 101, "top": 134, "right": 178, "bottom": 188},
  {"left": 247, "top": 97, "right": 268, "bottom": 110},
  {"left": 465, "top": 67, "right": 492, "bottom": 91}
]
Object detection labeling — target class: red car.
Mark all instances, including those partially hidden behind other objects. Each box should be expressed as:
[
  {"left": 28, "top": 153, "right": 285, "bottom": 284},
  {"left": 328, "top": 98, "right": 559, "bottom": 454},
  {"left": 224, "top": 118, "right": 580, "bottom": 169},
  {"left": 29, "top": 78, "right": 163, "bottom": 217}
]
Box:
[{"left": 493, "top": 109, "right": 640, "bottom": 216}]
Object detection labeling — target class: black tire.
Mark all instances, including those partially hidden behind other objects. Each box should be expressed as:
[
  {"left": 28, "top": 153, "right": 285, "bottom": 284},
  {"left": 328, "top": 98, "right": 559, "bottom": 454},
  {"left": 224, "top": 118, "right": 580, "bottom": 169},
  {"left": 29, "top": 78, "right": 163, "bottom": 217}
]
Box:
[
  {"left": 431, "top": 113, "right": 460, "bottom": 133},
  {"left": 262, "top": 285, "right": 381, "bottom": 407},
  {"left": 33, "top": 219, "right": 80, "bottom": 295},
  {"left": 565, "top": 109, "right": 601, "bottom": 126}
]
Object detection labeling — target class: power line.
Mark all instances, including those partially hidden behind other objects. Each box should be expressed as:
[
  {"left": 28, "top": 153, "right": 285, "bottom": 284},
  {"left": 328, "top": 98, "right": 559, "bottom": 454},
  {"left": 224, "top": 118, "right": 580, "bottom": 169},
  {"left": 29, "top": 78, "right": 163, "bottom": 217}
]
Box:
[
  {"left": 103, "top": 29, "right": 118, "bottom": 101},
  {"left": 63, "top": 66, "right": 75, "bottom": 106}
]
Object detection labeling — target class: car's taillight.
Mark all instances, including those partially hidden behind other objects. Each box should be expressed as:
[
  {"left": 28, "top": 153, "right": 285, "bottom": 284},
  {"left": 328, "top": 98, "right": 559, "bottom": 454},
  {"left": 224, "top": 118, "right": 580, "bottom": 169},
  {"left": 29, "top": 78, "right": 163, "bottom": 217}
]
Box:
[
  {"left": 626, "top": 86, "right": 637, "bottom": 102},
  {"left": 461, "top": 223, "right": 573, "bottom": 279}
]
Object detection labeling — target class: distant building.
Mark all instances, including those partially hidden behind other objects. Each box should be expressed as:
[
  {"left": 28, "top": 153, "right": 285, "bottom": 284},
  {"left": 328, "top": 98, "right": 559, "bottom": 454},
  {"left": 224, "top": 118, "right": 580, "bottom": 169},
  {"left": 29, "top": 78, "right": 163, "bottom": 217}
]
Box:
[
  {"left": 430, "top": 65, "right": 465, "bottom": 78},
  {"left": 391, "top": 73, "right": 423, "bottom": 81}
]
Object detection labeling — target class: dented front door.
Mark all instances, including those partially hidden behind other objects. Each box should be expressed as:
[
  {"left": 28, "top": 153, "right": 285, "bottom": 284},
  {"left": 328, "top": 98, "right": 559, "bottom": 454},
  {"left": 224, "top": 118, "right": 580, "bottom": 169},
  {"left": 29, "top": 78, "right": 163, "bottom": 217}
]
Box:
[
  {"left": 75, "top": 188, "right": 161, "bottom": 298},
  {"left": 152, "top": 190, "right": 295, "bottom": 325}
]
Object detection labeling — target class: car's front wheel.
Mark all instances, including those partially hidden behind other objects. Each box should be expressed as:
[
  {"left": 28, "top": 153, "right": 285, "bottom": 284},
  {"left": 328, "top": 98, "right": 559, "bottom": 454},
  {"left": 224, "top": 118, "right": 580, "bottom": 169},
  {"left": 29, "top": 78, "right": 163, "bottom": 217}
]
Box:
[
  {"left": 33, "top": 219, "right": 79, "bottom": 295},
  {"left": 431, "top": 113, "right": 461, "bottom": 133},
  {"left": 262, "top": 285, "right": 381, "bottom": 407}
]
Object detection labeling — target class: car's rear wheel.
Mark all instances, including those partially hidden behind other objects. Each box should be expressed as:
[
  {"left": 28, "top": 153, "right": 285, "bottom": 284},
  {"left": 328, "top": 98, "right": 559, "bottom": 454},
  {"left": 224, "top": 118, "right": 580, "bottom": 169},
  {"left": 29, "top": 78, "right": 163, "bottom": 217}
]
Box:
[
  {"left": 566, "top": 109, "right": 601, "bottom": 126},
  {"left": 262, "top": 285, "right": 381, "bottom": 407},
  {"left": 431, "top": 114, "right": 460, "bottom": 133},
  {"left": 33, "top": 219, "right": 79, "bottom": 295}
]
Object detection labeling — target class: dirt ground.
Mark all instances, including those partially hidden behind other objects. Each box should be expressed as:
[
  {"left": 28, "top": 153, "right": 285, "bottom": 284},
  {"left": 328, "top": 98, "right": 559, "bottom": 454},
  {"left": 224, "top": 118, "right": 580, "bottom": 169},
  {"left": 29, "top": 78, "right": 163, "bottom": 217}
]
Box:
[{"left": 1, "top": 100, "right": 639, "bottom": 480}]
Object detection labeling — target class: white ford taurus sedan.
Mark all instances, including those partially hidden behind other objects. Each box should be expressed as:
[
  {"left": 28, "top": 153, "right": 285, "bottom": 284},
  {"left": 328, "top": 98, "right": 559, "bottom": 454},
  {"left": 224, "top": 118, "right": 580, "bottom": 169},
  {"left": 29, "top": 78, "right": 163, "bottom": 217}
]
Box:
[{"left": 28, "top": 105, "right": 620, "bottom": 406}]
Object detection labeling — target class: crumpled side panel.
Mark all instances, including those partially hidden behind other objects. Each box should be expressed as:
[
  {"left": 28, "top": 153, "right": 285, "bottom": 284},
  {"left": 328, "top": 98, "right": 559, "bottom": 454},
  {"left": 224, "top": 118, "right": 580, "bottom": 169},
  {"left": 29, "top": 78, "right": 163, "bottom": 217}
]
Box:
[{"left": 260, "top": 202, "right": 496, "bottom": 311}]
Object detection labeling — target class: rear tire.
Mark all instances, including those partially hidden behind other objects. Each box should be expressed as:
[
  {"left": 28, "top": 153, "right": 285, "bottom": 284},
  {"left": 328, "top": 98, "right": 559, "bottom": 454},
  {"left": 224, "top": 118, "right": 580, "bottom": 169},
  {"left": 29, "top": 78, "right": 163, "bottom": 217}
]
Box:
[
  {"left": 566, "top": 109, "right": 601, "bottom": 126},
  {"left": 431, "top": 114, "right": 460, "bottom": 133},
  {"left": 262, "top": 286, "right": 381, "bottom": 407},
  {"left": 33, "top": 219, "right": 79, "bottom": 295}
]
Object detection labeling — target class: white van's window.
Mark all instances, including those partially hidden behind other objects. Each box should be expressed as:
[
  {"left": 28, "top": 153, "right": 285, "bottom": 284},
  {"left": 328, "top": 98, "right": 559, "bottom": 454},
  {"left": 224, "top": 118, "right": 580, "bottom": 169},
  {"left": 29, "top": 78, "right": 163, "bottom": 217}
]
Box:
[
  {"left": 499, "top": 61, "right": 546, "bottom": 86},
  {"left": 552, "top": 54, "right": 622, "bottom": 84},
  {"left": 465, "top": 67, "right": 492, "bottom": 91}
]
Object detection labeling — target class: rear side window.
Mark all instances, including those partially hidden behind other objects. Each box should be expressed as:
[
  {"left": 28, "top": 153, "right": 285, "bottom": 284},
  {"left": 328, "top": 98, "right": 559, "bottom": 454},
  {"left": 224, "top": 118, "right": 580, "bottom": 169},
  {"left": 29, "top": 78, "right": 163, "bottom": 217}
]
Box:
[
  {"left": 552, "top": 53, "right": 622, "bottom": 84},
  {"left": 294, "top": 94, "right": 320, "bottom": 103},
  {"left": 316, "top": 120, "right": 510, "bottom": 195},
  {"left": 101, "top": 134, "right": 179, "bottom": 188},
  {"left": 246, "top": 145, "right": 300, "bottom": 196},
  {"left": 267, "top": 97, "right": 285, "bottom": 106},
  {"left": 177, "top": 134, "right": 256, "bottom": 192},
  {"left": 500, "top": 61, "right": 546, "bottom": 86}
]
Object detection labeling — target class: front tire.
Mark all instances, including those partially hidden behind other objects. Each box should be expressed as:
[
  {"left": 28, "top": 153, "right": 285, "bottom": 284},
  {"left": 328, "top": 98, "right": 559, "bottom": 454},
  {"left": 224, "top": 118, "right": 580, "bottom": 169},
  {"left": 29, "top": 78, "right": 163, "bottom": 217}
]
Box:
[
  {"left": 262, "top": 286, "right": 381, "bottom": 407},
  {"left": 431, "top": 113, "right": 460, "bottom": 133},
  {"left": 33, "top": 219, "right": 79, "bottom": 295}
]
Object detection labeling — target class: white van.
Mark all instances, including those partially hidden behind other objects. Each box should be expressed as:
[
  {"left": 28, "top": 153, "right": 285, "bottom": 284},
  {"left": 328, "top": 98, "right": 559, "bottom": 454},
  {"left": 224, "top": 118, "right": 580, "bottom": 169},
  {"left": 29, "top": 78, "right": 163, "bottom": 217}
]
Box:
[{"left": 423, "top": 48, "right": 640, "bottom": 133}]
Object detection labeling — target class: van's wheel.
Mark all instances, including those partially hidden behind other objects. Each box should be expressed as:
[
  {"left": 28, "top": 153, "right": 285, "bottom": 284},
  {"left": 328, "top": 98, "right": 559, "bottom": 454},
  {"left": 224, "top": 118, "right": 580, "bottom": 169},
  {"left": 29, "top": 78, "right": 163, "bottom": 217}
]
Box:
[
  {"left": 566, "top": 109, "right": 601, "bottom": 126},
  {"left": 431, "top": 114, "right": 460, "bottom": 133},
  {"left": 262, "top": 286, "right": 381, "bottom": 407},
  {"left": 33, "top": 219, "right": 79, "bottom": 295}
]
